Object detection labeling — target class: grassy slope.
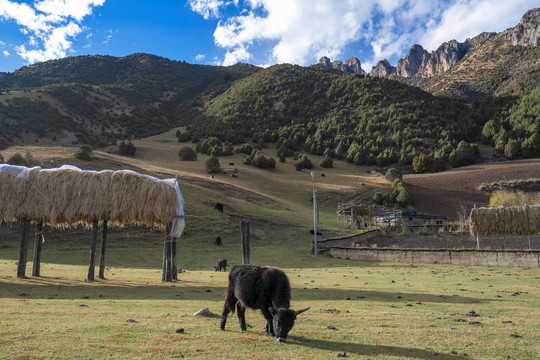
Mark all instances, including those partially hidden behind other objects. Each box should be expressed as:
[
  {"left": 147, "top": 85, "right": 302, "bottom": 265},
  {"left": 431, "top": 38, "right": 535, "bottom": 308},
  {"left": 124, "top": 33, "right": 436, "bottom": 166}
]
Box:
[{"left": 1, "top": 138, "right": 540, "bottom": 359}]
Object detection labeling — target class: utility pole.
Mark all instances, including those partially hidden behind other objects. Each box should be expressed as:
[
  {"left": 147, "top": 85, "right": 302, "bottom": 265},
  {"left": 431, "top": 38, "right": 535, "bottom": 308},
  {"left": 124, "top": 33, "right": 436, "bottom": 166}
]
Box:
[{"left": 311, "top": 172, "right": 318, "bottom": 256}]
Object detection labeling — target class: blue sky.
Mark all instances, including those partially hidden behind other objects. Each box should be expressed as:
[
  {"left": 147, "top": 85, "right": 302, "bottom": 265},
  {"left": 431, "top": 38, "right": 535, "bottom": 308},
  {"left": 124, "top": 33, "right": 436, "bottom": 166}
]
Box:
[{"left": 0, "top": 0, "right": 537, "bottom": 73}]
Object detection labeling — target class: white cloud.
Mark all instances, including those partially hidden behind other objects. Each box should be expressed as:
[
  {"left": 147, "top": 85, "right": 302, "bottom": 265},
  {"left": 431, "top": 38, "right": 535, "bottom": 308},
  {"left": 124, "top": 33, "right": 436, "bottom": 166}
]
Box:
[
  {"left": 419, "top": 0, "right": 538, "bottom": 51},
  {"left": 222, "top": 45, "right": 250, "bottom": 65},
  {"left": 187, "top": 0, "right": 234, "bottom": 20},
  {"left": 195, "top": 53, "right": 206, "bottom": 61},
  {"left": 35, "top": 0, "right": 105, "bottom": 22},
  {"left": 212, "top": 0, "right": 381, "bottom": 66},
  {"left": 191, "top": 0, "right": 539, "bottom": 69},
  {"left": 0, "top": 0, "right": 105, "bottom": 64},
  {"left": 3, "top": 50, "right": 9, "bottom": 56}
]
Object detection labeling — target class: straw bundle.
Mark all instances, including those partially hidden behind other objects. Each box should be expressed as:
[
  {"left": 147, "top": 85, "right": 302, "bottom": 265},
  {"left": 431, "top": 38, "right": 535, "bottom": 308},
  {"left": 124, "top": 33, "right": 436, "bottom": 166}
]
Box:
[
  {"left": 0, "top": 165, "right": 180, "bottom": 229},
  {"left": 469, "top": 205, "right": 540, "bottom": 236}
]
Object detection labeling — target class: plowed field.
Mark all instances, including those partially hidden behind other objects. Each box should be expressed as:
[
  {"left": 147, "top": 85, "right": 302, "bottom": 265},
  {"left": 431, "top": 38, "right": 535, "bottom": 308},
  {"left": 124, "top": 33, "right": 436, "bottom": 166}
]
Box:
[{"left": 403, "top": 158, "right": 540, "bottom": 219}]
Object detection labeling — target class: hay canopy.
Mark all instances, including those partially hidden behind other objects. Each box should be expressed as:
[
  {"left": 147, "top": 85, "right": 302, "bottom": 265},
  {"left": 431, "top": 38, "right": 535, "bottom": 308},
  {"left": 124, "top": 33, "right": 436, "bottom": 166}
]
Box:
[
  {"left": 0, "top": 164, "right": 185, "bottom": 236},
  {"left": 469, "top": 205, "right": 539, "bottom": 236}
]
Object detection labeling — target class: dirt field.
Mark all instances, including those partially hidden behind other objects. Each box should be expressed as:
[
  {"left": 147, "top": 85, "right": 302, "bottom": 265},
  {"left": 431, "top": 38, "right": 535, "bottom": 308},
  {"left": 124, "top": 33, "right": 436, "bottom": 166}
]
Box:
[{"left": 403, "top": 158, "right": 540, "bottom": 219}]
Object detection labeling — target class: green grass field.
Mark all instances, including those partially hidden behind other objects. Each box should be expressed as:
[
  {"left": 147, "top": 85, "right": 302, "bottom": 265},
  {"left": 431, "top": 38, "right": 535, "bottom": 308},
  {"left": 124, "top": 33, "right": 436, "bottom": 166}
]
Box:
[
  {"left": 1, "top": 134, "right": 540, "bottom": 359},
  {"left": 1, "top": 226, "right": 539, "bottom": 360}
]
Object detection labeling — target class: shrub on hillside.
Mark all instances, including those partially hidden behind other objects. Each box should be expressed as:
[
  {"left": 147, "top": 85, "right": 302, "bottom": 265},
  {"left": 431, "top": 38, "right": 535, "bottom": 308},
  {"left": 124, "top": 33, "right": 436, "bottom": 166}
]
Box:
[
  {"left": 385, "top": 168, "right": 402, "bottom": 183},
  {"left": 0, "top": 137, "right": 7, "bottom": 150},
  {"left": 7, "top": 153, "right": 28, "bottom": 166},
  {"left": 197, "top": 137, "right": 222, "bottom": 154},
  {"left": 449, "top": 141, "right": 478, "bottom": 167},
  {"left": 412, "top": 153, "right": 432, "bottom": 173},
  {"left": 504, "top": 139, "right": 521, "bottom": 159},
  {"left": 0, "top": 153, "right": 3, "bottom": 163},
  {"left": 522, "top": 134, "right": 540, "bottom": 158},
  {"left": 320, "top": 156, "right": 333, "bottom": 168},
  {"left": 75, "top": 144, "right": 93, "bottom": 161},
  {"left": 118, "top": 141, "right": 136, "bottom": 156},
  {"left": 178, "top": 146, "right": 197, "bottom": 161},
  {"left": 373, "top": 192, "right": 389, "bottom": 205},
  {"left": 176, "top": 131, "right": 192, "bottom": 142},
  {"left": 295, "top": 154, "right": 313, "bottom": 171},
  {"left": 243, "top": 150, "right": 276, "bottom": 169},
  {"left": 489, "top": 190, "right": 528, "bottom": 207},
  {"left": 204, "top": 155, "right": 221, "bottom": 173},
  {"left": 235, "top": 143, "right": 254, "bottom": 155}
]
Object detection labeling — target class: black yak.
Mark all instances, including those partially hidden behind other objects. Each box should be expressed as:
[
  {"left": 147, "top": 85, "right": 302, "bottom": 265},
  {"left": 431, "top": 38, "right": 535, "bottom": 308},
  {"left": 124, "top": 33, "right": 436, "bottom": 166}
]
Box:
[
  {"left": 220, "top": 264, "right": 309, "bottom": 342},
  {"left": 215, "top": 203, "right": 224, "bottom": 212},
  {"left": 215, "top": 258, "right": 227, "bottom": 271}
]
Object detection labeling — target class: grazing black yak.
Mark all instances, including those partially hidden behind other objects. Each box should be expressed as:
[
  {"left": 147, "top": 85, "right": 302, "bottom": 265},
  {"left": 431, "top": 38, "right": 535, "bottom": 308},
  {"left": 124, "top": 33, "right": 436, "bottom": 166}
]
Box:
[
  {"left": 215, "top": 258, "right": 227, "bottom": 271},
  {"left": 220, "top": 264, "right": 309, "bottom": 342}
]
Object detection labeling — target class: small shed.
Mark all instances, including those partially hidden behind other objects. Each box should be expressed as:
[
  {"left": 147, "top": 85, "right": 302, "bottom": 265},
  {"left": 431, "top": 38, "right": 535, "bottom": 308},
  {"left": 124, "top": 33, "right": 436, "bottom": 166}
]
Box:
[
  {"left": 0, "top": 164, "right": 185, "bottom": 281},
  {"left": 376, "top": 212, "right": 447, "bottom": 229}
]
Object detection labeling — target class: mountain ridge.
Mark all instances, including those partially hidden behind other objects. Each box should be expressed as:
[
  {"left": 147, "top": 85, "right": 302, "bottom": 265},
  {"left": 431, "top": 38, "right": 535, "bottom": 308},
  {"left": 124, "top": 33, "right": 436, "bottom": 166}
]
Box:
[{"left": 320, "top": 7, "right": 540, "bottom": 102}]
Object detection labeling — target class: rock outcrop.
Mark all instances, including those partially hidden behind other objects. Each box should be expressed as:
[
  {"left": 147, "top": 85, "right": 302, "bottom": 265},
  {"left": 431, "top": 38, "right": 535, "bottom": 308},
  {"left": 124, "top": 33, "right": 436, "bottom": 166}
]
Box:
[
  {"left": 395, "top": 44, "right": 430, "bottom": 77},
  {"left": 371, "top": 59, "right": 393, "bottom": 77},
  {"left": 319, "top": 7, "right": 538, "bottom": 82},
  {"left": 502, "top": 8, "right": 540, "bottom": 46},
  {"left": 318, "top": 56, "right": 365, "bottom": 74},
  {"left": 370, "top": 32, "right": 496, "bottom": 78}
]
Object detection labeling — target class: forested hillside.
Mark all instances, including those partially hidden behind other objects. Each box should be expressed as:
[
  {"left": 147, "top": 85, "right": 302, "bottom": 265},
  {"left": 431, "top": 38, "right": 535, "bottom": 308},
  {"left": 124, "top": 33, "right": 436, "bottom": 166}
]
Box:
[
  {"left": 181, "top": 64, "right": 539, "bottom": 171},
  {"left": 0, "top": 53, "right": 259, "bottom": 145}
]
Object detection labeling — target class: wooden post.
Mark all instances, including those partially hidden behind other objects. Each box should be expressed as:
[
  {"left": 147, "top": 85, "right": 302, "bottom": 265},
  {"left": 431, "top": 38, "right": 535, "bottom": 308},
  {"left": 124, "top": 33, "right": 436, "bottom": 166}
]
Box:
[
  {"left": 166, "top": 237, "right": 173, "bottom": 282},
  {"left": 241, "top": 220, "right": 250, "bottom": 265},
  {"left": 87, "top": 219, "right": 99, "bottom": 281},
  {"left": 474, "top": 204, "right": 480, "bottom": 249},
  {"left": 525, "top": 205, "right": 532, "bottom": 250},
  {"left": 162, "top": 232, "right": 167, "bottom": 282},
  {"left": 172, "top": 235, "right": 179, "bottom": 280},
  {"left": 32, "top": 222, "right": 43, "bottom": 277},
  {"left": 162, "top": 223, "right": 173, "bottom": 282},
  {"left": 99, "top": 220, "right": 108, "bottom": 279},
  {"left": 17, "top": 218, "right": 31, "bottom": 278}
]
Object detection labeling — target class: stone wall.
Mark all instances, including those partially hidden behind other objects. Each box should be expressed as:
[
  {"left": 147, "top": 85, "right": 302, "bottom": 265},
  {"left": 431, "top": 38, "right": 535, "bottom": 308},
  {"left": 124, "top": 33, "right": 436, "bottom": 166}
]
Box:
[{"left": 326, "top": 247, "right": 540, "bottom": 267}]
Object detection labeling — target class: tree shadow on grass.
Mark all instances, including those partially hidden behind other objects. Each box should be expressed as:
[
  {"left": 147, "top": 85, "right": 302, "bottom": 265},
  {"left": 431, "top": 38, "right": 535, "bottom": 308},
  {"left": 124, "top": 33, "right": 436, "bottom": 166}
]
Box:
[{"left": 291, "top": 335, "right": 470, "bottom": 360}]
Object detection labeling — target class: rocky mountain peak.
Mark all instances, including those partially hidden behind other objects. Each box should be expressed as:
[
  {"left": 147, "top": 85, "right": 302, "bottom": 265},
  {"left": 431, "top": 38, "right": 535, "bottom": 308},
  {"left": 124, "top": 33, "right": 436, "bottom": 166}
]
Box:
[
  {"left": 371, "top": 31, "right": 496, "bottom": 78},
  {"left": 318, "top": 56, "right": 331, "bottom": 68},
  {"left": 465, "top": 32, "right": 497, "bottom": 49},
  {"left": 502, "top": 7, "right": 540, "bottom": 46},
  {"left": 318, "top": 56, "right": 365, "bottom": 74},
  {"left": 395, "top": 44, "right": 429, "bottom": 77},
  {"left": 371, "top": 59, "right": 394, "bottom": 77}
]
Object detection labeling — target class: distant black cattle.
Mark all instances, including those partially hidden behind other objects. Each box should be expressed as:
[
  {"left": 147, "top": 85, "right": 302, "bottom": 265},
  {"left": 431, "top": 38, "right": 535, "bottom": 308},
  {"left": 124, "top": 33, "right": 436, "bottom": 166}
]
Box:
[
  {"left": 215, "top": 203, "right": 224, "bottom": 212},
  {"left": 321, "top": 173, "right": 326, "bottom": 177},
  {"left": 310, "top": 229, "right": 323, "bottom": 235},
  {"left": 229, "top": 162, "right": 235, "bottom": 166},
  {"left": 220, "top": 264, "right": 310, "bottom": 343},
  {"left": 215, "top": 258, "right": 227, "bottom": 271},
  {"left": 215, "top": 236, "right": 222, "bottom": 245}
]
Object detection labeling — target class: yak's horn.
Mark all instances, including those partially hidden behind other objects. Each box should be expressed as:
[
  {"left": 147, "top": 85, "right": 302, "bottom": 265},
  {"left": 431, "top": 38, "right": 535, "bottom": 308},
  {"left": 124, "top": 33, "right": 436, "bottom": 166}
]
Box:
[
  {"left": 272, "top": 301, "right": 281, "bottom": 314},
  {"left": 295, "top": 307, "right": 310, "bottom": 315}
]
